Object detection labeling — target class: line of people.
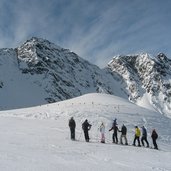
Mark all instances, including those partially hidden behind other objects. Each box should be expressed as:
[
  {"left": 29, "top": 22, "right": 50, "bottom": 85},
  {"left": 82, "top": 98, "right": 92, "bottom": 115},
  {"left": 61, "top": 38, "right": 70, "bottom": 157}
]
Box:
[
  {"left": 132, "top": 125, "right": 158, "bottom": 149},
  {"left": 68, "top": 117, "right": 158, "bottom": 150},
  {"left": 69, "top": 117, "right": 92, "bottom": 142}
]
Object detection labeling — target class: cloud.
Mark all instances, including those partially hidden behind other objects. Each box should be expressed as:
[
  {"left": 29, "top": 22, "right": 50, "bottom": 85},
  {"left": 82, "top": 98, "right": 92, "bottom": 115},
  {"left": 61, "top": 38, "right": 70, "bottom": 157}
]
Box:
[
  {"left": 0, "top": 0, "right": 171, "bottom": 67},
  {"left": 61, "top": 0, "right": 171, "bottom": 67}
]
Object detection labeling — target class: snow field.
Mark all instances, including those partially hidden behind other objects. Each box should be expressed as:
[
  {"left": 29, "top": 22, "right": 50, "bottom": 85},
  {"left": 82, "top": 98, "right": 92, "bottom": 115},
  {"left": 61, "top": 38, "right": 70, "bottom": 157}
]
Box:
[{"left": 0, "top": 93, "right": 171, "bottom": 171}]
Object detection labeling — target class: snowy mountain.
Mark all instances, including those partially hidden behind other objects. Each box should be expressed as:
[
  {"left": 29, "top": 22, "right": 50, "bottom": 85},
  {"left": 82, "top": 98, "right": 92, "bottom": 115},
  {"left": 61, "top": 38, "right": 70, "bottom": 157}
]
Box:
[
  {"left": 1, "top": 37, "right": 171, "bottom": 119},
  {"left": 0, "top": 93, "right": 171, "bottom": 171},
  {"left": 108, "top": 53, "right": 171, "bottom": 118},
  {"left": 1, "top": 37, "right": 171, "bottom": 170},
  {"left": 0, "top": 37, "right": 126, "bottom": 110}
]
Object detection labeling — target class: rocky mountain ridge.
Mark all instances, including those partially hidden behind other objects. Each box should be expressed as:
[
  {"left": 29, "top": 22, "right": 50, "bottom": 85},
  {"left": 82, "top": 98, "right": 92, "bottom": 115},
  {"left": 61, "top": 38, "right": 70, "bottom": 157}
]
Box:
[
  {"left": 107, "top": 53, "right": 171, "bottom": 117},
  {"left": 0, "top": 37, "right": 125, "bottom": 110},
  {"left": 0, "top": 37, "right": 171, "bottom": 118}
]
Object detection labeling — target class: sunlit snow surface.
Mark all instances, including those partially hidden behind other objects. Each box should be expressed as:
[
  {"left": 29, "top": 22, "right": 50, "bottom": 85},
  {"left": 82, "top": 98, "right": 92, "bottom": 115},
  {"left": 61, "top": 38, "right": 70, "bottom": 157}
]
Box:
[{"left": 0, "top": 93, "right": 171, "bottom": 171}]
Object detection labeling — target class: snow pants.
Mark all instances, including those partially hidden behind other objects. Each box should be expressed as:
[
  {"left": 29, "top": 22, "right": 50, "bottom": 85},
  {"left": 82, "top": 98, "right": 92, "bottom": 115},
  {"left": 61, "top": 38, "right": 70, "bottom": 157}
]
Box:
[
  {"left": 133, "top": 136, "right": 141, "bottom": 146},
  {"left": 70, "top": 128, "right": 75, "bottom": 140},
  {"left": 120, "top": 135, "right": 128, "bottom": 145},
  {"left": 101, "top": 133, "right": 105, "bottom": 143},
  {"left": 152, "top": 138, "right": 158, "bottom": 149},
  {"left": 84, "top": 130, "right": 89, "bottom": 142},
  {"left": 112, "top": 133, "right": 118, "bottom": 143},
  {"left": 141, "top": 136, "right": 149, "bottom": 147}
]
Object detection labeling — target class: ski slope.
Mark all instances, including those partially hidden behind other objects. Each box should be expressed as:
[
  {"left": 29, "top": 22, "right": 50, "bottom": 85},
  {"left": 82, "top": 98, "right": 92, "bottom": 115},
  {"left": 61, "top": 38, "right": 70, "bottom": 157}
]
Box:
[{"left": 0, "top": 93, "right": 171, "bottom": 171}]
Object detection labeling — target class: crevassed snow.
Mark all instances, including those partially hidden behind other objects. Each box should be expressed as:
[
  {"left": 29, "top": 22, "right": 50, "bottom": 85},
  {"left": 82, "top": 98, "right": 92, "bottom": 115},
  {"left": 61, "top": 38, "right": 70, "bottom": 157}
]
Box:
[{"left": 0, "top": 93, "right": 171, "bottom": 171}]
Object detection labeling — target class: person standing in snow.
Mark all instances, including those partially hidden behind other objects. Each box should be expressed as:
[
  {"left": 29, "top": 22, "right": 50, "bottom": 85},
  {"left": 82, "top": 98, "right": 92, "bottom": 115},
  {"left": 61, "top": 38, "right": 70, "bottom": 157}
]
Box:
[
  {"left": 68, "top": 117, "right": 76, "bottom": 140},
  {"left": 119, "top": 124, "right": 128, "bottom": 145},
  {"left": 100, "top": 122, "right": 105, "bottom": 143},
  {"left": 133, "top": 126, "right": 141, "bottom": 147},
  {"left": 151, "top": 129, "right": 158, "bottom": 150},
  {"left": 109, "top": 119, "right": 119, "bottom": 144},
  {"left": 82, "top": 119, "right": 92, "bottom": 142},
  {"left": 141, "top": 126, "right": 149, "bottom": 147}
]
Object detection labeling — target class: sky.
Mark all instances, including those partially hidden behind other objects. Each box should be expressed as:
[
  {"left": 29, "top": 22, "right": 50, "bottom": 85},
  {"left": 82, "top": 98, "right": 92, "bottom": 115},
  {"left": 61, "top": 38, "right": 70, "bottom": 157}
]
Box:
[{"left": 0, "top": 0, "right": 171, "bottom": 67}]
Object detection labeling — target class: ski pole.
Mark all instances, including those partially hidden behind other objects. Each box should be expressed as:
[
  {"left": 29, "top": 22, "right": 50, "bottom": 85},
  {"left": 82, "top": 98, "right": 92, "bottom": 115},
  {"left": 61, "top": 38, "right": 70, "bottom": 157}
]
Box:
[{"left": 78, "top": 130, "right": 82, "bottom": 140}]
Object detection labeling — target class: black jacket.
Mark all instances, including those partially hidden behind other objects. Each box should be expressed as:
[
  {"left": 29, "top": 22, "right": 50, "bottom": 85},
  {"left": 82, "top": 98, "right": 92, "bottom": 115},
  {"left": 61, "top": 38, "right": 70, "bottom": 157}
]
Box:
[
  {"left": 142, "top": 127, "right": 147, "bottom": 137},
  {"left": 82, "top": 120, "right": 91, "bottom": 131},
  {"left": 69, "top": 118, "right": 76, "bottom": 129},
  {"left": 109, "top": 124, "right": 119, "bottom": 135},
  {"left": 121, "top": 125, "right": 127, "bottom": 135},
  {"left": 151, "top": 130, "right": 158, "bottom": 139}
]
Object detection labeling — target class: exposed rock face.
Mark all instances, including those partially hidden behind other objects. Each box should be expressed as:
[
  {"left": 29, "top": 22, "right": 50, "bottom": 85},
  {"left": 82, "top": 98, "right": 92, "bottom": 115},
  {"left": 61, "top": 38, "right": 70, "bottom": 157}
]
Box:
[{"left": 108, "top": 53, "right": 171, "bottom": 116}]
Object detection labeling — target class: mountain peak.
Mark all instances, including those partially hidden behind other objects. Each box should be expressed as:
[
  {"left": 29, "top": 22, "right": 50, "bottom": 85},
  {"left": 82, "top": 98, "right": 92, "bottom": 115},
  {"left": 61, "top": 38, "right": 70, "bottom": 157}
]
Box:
[
  {"left": 0, "top": 37, "right": 125, "bottom": 110},
  {"left": 17, "top": 37, "right": 68, "bottom": 68},
  {"left": 19, "top": 37, "right": 63, "bottom": 51}
]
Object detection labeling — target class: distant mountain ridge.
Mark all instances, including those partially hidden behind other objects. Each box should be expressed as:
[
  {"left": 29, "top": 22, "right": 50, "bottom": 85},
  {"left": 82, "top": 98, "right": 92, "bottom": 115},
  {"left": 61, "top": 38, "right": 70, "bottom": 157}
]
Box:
[
  {"left": 107, "top": 53, "right": 171, "bottom": 117},
  {"left": 0, "top": 37, "right": 171, "bottom": 118}
]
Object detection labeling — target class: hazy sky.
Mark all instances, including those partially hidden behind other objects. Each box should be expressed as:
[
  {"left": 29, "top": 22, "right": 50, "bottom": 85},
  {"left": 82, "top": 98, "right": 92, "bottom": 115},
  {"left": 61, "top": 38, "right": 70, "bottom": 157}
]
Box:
[{"left": 0, "top": 0, "right": 171, "bottom": 67}]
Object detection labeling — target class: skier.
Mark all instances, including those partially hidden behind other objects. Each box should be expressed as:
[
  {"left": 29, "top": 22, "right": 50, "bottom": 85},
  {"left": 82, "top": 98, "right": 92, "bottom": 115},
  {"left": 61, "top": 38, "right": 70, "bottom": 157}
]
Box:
[
  {"left": 99, "top": 122, "right": 105, "bottom": 143},
  {"left": 133, "top": 126, "right": 141, "bottom": 147},
  {"left": 109, "top": 119, "right": 119, "bottom": 144},
  {"left": 141, "top": 126, "right": 149, "bottom": 147},
  {"left": 151, "top": 129, "right": 158, "bottom": 150},
  {"left": 68, "top": 117, "right": 76, "bottom": 140},
  {"left": 82, "top": 119, "right": 92, "bottom": 142},
  {"left": 119, "top": 124, "right": 128, "bottom": 145}
]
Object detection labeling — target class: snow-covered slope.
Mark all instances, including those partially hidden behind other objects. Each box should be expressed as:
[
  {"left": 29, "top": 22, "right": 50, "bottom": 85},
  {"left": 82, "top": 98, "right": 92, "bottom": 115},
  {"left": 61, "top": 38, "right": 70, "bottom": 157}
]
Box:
[
  {"left": 0, "top": 48, "right": 50, "bottom": 110},
  {"left": 0, "top": 93, "right": 171, "bottom": 171},
  {"left": 108, "top": 53, "right": 171, "bottom": 118},
  {"left": 0, "top": 37, "right": 126, "bottom": 110}
]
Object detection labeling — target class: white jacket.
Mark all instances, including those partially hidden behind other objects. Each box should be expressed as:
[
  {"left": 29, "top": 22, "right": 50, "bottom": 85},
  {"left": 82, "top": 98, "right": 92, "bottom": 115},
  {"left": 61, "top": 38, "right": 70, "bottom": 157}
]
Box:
[{"left": 100, "top": 124, "right": 105, "bottom": 134}]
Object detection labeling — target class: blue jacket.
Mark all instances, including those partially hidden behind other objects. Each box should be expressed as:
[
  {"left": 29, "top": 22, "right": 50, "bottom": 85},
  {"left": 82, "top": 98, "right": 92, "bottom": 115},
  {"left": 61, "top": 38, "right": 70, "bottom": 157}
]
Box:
[{"left": 142, "top": 127, "right": 147, "bottom": 137}]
